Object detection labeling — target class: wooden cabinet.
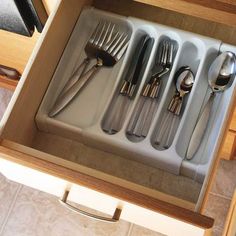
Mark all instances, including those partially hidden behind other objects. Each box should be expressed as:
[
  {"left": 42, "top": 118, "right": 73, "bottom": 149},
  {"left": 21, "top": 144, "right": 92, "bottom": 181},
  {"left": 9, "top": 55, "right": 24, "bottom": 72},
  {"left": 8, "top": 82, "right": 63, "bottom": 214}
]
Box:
[
  {"left": 134, "top": 0, "right": 236, "bottom": 26},
  {"left": 1, "top": 0, "right": 236, "bottom": 235}
]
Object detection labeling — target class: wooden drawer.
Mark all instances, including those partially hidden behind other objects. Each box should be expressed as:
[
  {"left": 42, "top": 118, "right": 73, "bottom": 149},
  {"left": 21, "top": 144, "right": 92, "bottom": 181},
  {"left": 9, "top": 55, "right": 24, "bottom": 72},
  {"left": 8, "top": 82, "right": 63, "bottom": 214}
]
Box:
[
  {"left": 1, "top": 0, "right": 236, "bottom": 235},
  {"left": 0, "top": 156, "right": 212, "bottom": 235}
]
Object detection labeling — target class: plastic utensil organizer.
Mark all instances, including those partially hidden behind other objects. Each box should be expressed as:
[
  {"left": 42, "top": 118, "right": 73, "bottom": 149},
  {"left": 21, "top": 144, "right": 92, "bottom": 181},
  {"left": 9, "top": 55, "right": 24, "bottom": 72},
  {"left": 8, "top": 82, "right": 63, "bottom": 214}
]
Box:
[{"left": 36, "top": 7, "right": 236, "bottom": 183}]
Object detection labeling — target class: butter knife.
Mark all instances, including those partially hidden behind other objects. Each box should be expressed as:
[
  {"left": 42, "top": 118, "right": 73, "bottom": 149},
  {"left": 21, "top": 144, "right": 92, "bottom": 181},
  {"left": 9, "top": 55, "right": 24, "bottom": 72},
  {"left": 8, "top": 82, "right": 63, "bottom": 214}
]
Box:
[{"left": 185, "top": 93, "right": 214, "bottom": 160}]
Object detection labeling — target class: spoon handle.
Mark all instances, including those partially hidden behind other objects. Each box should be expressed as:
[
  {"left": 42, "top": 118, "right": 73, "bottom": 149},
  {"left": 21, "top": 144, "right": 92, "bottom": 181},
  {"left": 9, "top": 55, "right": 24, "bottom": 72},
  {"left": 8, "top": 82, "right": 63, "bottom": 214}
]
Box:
[
  {"left": 185, "top": 92, "right": 215, "bottom": 160},
  {"left": 61, "top": 58, "right": 90, "bottom": 96},
  {"left": 49, "top": 64, "right": 101, "bottom": 117}
]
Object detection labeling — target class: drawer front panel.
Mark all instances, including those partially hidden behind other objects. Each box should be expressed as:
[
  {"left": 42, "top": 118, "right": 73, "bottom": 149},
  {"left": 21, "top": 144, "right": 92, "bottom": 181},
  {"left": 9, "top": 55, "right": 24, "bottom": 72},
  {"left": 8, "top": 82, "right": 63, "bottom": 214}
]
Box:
[{"left": 0, "top": 157, "right": 211, "bottom": 235}]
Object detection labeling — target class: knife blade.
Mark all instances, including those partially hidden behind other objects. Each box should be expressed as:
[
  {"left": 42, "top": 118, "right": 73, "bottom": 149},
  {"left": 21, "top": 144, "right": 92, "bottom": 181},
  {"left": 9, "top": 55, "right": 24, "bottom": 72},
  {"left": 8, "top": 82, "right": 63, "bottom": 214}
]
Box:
[
  {"left": 186, "top": 93, "right": 215, "bottom": 160},
  {"left": 119, "top": 35, "right": 152, "bottom": 97}
]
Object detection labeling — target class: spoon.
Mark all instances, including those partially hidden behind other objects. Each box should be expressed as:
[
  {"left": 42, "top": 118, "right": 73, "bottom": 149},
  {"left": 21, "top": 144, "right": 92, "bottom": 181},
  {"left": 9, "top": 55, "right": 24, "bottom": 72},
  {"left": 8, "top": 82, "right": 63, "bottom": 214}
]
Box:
[
  {"left": 186, "top": 51, "right": 236, "bottom": 160},
  {"left": 154, "top": 66, "right": 194, "bottom": 149}
]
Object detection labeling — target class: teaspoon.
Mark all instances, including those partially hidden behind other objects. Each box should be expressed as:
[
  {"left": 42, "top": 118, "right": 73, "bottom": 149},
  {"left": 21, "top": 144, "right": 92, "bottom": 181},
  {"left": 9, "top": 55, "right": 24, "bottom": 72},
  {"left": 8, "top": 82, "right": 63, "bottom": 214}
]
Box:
[{"left": 154, "top": 66, "right": 194, "bottom": 149}]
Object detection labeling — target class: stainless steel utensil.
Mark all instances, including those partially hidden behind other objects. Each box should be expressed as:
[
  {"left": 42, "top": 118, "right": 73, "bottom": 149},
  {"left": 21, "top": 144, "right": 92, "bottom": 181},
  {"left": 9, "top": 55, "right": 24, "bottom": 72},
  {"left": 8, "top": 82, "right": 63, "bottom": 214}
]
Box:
[
  {"left": 102, "top": 36, "right": 154, "bottom": 134},
  {"left": 186, "top": 51, "right": 236, "bottom": 160},
  {"left": 60, "top": 21, "right": 115, "bottom": 97},
  {"left": 127, "top": 39, "right": 176, "bottom": 137},
  {"left": 154, "top": 66, "right": 194, "bottom": 149},
  {"left": 49, "top": 25, "right": 129, "bottom": 117}
]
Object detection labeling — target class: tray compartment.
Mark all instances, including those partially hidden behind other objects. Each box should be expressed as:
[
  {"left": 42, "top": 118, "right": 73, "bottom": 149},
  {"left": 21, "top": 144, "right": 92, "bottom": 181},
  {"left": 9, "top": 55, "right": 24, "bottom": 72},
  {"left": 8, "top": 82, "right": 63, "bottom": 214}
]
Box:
[
  {"left": 151, "top": 40, "right": 202, "bottom": 150},
  {"left": 125, "top": 35, "right": 179, "bottom": 143},
  {"left": 176, "top": 48, "right": 219, "bottom": 159},
  {"left": 36, "top": 8, "right": 133, "bottom": 139},
  {"left": 101, "top": 29, "right": 155, "bottom": 134},
  {"left": 180, "top": 44, "right": 236, "bottom": 182}
]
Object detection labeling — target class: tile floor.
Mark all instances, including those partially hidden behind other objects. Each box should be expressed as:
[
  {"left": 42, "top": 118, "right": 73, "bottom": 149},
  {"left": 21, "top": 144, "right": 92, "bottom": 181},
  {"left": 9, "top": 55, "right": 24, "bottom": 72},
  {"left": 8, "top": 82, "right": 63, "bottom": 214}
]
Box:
[
  {"left": 0, "top": 173, "right": 165, "bottom": 236},
  {"left": 203, "top": 160, "right": 236, "bottom": 236}
]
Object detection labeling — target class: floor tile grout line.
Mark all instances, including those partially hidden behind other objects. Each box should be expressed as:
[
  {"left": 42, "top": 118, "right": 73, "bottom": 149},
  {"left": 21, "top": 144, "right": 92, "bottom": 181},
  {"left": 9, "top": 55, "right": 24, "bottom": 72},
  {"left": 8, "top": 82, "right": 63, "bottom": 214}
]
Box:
[
  {"left": 0, "top": 184, "right": 23, "bottom": 236},
  {"left": 214, "top": 225, "right": 224, "bottom": 231},
  {"left": 126, "top": 223, "right": 134, "bottom": 236}
]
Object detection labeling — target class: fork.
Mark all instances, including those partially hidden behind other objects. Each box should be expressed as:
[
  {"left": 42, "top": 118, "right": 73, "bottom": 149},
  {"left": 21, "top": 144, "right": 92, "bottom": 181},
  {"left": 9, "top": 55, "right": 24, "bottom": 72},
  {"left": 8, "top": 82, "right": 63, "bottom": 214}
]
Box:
[
  {"left": 59, "top": 21, "right": 115, "bottom": 96},
  {"left": 127, "top": 39, "right": 175, "bottom": 137},
  {"left": 49, "top": 26, "right": 129, "bottom": 117}
]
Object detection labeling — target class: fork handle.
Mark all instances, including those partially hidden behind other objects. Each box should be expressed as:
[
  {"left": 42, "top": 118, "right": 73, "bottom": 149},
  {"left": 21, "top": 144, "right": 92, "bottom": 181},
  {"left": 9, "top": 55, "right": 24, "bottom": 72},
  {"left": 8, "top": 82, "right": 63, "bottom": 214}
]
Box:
[
  {"left": 59, "top": 58, "right": 90, "bottom": 96},
  {"left": 49, "top": 64, "right": 101, "bottom": 117}
]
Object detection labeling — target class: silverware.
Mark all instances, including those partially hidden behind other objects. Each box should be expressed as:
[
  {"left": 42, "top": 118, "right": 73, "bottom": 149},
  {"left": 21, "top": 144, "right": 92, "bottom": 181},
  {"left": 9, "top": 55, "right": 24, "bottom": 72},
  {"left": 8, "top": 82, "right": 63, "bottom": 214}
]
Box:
[
  {"left": 49, "top": 24, "right": 129, "bottom": 117},
  {"left": 186, "top": 51, "right": 236, "bottom": 160},
  {"left": 154, "top": 66, "right": 194, "bottom": 149},
  {"left": 127, "top": 39, "right": 176, "bottom": 137},
  {"left": 60, "top": 21, "right": 116, "bottom": 96},
  {"left": 102, "top": 36, "right": 154, "bottom": 134}
]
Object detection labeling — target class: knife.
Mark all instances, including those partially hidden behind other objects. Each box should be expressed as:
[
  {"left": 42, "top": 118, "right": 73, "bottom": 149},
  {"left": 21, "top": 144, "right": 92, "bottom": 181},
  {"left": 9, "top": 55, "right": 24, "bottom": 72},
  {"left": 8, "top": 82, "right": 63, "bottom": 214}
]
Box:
[
  {"left": 119, "top": 35, "right": 153, "bottom": 97},
  {"left": 185, "top": 93, "right": 215, "bottom": 160},
  {"left": 102, "top": 36, "right": 154, "bottom": 132}
]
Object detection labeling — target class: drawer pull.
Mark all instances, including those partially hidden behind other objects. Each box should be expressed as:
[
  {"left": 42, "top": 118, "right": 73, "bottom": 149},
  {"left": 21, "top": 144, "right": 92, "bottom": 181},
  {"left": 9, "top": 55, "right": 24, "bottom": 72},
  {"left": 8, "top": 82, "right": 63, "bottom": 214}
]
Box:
[{"left": 59, "top": 190, "right": 122, "bottom": 223}]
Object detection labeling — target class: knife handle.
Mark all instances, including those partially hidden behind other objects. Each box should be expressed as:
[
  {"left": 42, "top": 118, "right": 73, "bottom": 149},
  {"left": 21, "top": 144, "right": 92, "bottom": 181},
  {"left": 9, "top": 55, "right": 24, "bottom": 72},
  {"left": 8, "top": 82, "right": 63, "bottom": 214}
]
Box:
[
  {"left": 126, "top": 96, "right": 146, "bottom": 135},
  {"left": 185, "top": 92, "right": 215, "bottom": 160},
  {"left": 154, "top": 111, "right": 172, "bottom": 146}
]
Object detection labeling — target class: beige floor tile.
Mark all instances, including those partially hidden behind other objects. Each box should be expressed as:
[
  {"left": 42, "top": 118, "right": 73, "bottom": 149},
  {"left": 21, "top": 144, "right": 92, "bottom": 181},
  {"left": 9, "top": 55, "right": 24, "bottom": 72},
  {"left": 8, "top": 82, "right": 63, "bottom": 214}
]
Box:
[
  {"left": 130, "top": 224, "right": 166, "bottom": 236},
  {"left": 212, "top": 227, "right": 223, "bottom": 236},
  {"left": 203, "top": 193, "right": 231, "bottom": 229},
  {"left": 1, "top": 186, "right": 130, "bottom": 236},
  {"left": 211, "top": 160, "right": 236, "bottom": 199},
  {"left": 0, "top": 173, "right": 20, "bottom": 230}
]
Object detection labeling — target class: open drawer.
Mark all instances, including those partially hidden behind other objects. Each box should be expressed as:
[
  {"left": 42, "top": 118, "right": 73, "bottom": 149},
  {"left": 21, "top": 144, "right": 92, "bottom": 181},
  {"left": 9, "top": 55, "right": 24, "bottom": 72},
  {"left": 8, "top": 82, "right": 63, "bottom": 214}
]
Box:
[{"left": 0, "top": 0, "right": 236, "bottom": 235}]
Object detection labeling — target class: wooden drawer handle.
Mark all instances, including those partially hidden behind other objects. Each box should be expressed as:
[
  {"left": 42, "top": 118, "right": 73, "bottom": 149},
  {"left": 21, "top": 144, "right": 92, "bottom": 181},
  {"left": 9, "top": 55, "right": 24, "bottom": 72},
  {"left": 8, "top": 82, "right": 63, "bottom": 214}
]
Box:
[{"left": 59, "top": 190, "right": 122, "bottom": 223}]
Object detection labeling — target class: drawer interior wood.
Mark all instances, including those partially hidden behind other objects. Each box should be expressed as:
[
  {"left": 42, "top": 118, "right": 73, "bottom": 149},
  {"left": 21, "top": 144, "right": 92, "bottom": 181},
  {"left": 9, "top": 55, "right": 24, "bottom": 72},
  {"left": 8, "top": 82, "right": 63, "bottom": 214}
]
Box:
[
  {"left": 0, "top": 30, "right": 39, "bottom": 74},
  {"left": 0, "top": 0, "right": 233, "bottom": 214},
  {"left": 93, "top": 0, "right": 236, "bottom": 46}
]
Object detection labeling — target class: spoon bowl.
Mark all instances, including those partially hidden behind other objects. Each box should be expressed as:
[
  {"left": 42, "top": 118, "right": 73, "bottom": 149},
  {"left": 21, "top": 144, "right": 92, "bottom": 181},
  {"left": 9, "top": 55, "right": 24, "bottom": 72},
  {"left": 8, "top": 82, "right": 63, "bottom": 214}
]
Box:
[
  {"left": 186, "top": 51, "right": 236, "bottom": 160},
  {"left": 176, "top": 66, "right": 194, "bottom": 96},
  {"left": 208, "top": 51, "right": 236, "bottom": 92}
]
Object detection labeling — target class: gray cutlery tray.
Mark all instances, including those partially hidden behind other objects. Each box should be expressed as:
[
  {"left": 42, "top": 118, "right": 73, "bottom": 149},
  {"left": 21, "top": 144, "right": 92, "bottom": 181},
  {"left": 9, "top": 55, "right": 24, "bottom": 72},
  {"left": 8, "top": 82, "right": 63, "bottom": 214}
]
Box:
[{"left": 36, "top": 7, "right": 236, "bottom": 183}]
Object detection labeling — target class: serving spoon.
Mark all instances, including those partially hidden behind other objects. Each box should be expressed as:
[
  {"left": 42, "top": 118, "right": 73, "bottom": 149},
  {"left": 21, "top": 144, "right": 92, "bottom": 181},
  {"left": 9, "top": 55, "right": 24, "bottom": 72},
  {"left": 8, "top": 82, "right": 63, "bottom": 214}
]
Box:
[{"left": 186, "top": 51, "right": 236, "bottom": 160}]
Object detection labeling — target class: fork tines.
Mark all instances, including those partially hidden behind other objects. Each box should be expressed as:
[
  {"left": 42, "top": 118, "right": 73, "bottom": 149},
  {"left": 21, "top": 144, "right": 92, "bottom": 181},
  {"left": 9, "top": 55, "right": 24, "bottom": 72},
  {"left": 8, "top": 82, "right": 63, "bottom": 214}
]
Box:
[
  {"left": 159, "top": 39, "right": 175, "bottom": 67},
  {"left": 89, "top": 20, "right": 129, "bottom": 60}
]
